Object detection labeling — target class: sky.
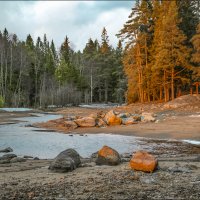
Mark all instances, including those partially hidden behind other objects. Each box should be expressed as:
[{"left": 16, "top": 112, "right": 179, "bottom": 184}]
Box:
[{"left": 0, "top": 1, "right": 133, "bottom": 51}]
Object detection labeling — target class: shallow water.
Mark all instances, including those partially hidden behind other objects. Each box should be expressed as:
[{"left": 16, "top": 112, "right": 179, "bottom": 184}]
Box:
[
  {"left": 0, "top": 108, "right": 33, "bottom": 112},
  {"left": 0, "top": 113, "right": 146, "bottom": 159},
  {"left": 1, "top": 111, "right": 199, "bottom": 159}
]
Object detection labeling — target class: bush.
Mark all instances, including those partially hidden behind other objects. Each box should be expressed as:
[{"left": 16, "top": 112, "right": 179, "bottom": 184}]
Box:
[{"left": 0, "top": 96, "right": 4, "bottom": 108}]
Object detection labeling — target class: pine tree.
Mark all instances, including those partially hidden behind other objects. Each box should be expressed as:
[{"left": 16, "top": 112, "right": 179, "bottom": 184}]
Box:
[
  {"left": 191, "top": 23, "right": 200, "bottom": 85},
  {"left": 117, "top": 0, "right": 153, "bottom": 103},
  {"left": 26, "top": 34, "right": 34, "bottom": 50},
  {"left": 154, "top": 1, "right": 191, "bottom": 101},
  {"left": 100, "top": 27, "right": 110, "bottom": 54},
  {"left": 60, "top": 36, "right": 70, "bottom": 64},
  {"left": 191, "top": 23, "right": 200, "bottom": 64}
]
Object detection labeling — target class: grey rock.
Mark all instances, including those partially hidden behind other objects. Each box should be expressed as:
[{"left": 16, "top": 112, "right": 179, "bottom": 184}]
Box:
[
  {"left": 23, "top": 155, "right": 34, "bottom": 159},
  {"left": 2, "top": 154, "right": 17, "bottom": 160},
  {"left": 0, "top": 147, "right": 13, "bottom": 153},
  {"left": 49, "top": 148, "right": 81, "bottom": 172}
]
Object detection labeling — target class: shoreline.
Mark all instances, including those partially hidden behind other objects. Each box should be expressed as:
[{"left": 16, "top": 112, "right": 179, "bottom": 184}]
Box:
[{"left": 1, "top": 105, "right": 200, "bottom": 199}]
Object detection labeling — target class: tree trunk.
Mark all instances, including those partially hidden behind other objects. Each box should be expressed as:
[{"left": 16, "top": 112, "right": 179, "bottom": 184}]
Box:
[
  {"left": 164, "top": 70, "right": 167, "bottom": 102},
  {"left": 159, "top": 86, "right": 162, "bottom": 102},
  {"left": 171, "top": 67, "right": 175, "bottom": 100},
  {"left": 90, "top": 67, "right": 93, "bottom": 103},
  {"left": 196, "top": 83, "right": 199, "bottom": 95},
  {"left": 104, "top": 80, "right": 108, "bottom": 103}
]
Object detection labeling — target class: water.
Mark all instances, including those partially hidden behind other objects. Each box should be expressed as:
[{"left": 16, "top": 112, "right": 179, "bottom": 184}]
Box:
[
  {"left": 183, "top": 140, "right": 200, "bottom": 145},
  {"left": 0, "top": 113, "right": 144, "bottom": 159},
  {"left": 0, "top": 108, "right": 33, "bottom": 112}
]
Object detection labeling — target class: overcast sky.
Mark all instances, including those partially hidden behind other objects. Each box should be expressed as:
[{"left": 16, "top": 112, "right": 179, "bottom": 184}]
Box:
[{"left": 0, "top": 1, "right": 133, "bottom": 51}]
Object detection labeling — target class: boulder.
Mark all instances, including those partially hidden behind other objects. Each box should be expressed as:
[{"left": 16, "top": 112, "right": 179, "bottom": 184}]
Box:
[
  {"left": 96, "top": 145, "right": 121, "bottom": 166},
  {"left": 130, "top": 151, "right": 158, "bottom": 172},
  {"left": 97, "top": 111, "right": 106, "bottom": 118},
  {"left": 74, "top": 117, "right": 96, "bottom": 127},
  {"left": 117, "top": 113, "right": 131, "bottom": 118},
  {"left": 96, "top": 118, "right": 107, "bottom": 127},
  {"left": 49, "top": 149, "right": 81, "bottom": 172},
  {"left": 132, "top": 115, "right": 141, "bottom": 121},
  {"left": 0, "top": 147, "right": 13, "bottom": 153},
  {"left": 104, "top": 110, "right": 122, "bottom": 126},
  {"left": 2, "top": 154, "right": 17, "bottom": 160},
  {"left": 141, "top": 112, "right": 156, "bottom": 122},
  {"left": 89, "top": 113, "right": 97, "bottom": 119},
  {"left": 122, "top": 117, "right": 137, "bottom": 125},
  {"left": 63, "top": 121, "right": 78, "bottom": 129}
]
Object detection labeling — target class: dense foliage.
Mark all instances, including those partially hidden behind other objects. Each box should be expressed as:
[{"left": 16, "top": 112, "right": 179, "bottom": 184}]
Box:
[
  {"left": 118, "top": 0, "right": 200, "bottom": 103},
  {"left": 0, "top": 28, "right": 125, "bottom": 107}
]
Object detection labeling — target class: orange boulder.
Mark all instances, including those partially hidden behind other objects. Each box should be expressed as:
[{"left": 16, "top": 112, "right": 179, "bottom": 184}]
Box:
[
  {"left": 104, "top": 110, "right": 122, "bottom": 126},
  {"left": 96, "top": 145, "right": 121, "bottom": 165},
  {"left": 130, "top": 151, "right": 157, "bottom": 172}
]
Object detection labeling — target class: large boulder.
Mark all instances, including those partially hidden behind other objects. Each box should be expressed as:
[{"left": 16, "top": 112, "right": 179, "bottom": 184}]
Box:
[
  {"left": 96, "top": 118, "right": 107, "bottom": 127},
  {"left": 122, "top": 117, "right": 137, "bottom": 125},
  {"left": 74, "top": 117, "right": 96, "bottom": 127},
  {"left": 96, "top": 145, "right": 121, "bottom": 166},
  {"left": 49, "top": 149, "right": 81, "bottom": 172},
  {"left": 104, "top": 110, "right": 122, "bottom": 126},
  {"left": 130, "top": 151, "right": 158, "bottom": 172},
  {"left": 141, "top": 112, "right": 156, "bottom": 122},
  {"left": 0, "top": 147, "right": 13, "bottom": 153},
  {"left": 2, "top": 154, "right": 17, "bottom": 160},
  {"left": 63, "top": 121, "right": 78, "bottom": 129}
]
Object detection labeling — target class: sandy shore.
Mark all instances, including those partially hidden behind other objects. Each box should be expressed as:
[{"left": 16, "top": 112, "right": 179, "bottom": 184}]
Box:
[{"left": 34, "top": 104, "right": 200, "bottom": 140}]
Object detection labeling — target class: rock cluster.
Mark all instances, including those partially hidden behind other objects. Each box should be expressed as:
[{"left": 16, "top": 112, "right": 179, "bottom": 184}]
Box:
[
  {"left": 0, "top": 153, "right": 26, "bottom": 164},
  {"left": 48, "top": 147, "right": 157, "bottom": 173},
  {"left": 44, "top": 110, "right": 156, "bottom": 130}
]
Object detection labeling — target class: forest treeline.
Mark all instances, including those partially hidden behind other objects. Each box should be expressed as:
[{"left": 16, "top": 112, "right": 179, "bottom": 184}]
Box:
[
  {"left": 0, "top": 27, "right": 125, "bottom": 107},
  {"left": 0, "top": 0, "right": 200, "bottom": 107},
  {"left": 118, "top": 0, "right": 200, "bottom": 103}
]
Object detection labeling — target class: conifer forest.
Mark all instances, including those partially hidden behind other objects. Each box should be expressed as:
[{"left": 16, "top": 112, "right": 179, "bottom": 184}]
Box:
[{"left": 0, "top": 0, "right": 199, "bottom": 107}]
